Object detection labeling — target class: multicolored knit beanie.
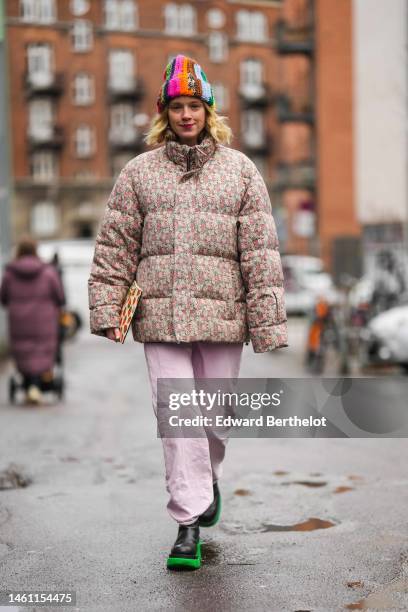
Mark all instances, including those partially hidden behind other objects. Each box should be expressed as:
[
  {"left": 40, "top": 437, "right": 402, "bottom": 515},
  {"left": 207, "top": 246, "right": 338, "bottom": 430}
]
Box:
[{"left": 157, "top": 54, "right": 215, "bottom": 114}]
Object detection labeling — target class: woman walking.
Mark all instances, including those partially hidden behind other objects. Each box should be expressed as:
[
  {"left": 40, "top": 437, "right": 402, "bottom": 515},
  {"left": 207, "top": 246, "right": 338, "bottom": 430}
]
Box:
[
  {"left": 1, "top": 236, "right": 65, "bottom": 404},
  {"left": 88, "top": 54, "right": 288, "bottom": 570}
]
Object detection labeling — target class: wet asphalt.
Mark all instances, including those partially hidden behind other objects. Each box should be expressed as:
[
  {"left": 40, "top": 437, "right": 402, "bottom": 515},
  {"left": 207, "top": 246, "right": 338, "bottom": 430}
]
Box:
[{"left": 0, "top": 318, "right": 407, "bottom": 611}]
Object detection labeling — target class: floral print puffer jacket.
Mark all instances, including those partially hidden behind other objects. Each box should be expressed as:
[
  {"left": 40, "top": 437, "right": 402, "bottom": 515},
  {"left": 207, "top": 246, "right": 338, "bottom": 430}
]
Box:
[{"left": 88, "top": 132, "right": 288, "bottom": 353}]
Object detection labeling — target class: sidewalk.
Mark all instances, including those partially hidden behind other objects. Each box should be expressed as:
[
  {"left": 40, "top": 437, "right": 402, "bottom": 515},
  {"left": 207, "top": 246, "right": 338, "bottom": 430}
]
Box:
[{"left": 0, "top": 331, "right": 407, "bottom": 611}]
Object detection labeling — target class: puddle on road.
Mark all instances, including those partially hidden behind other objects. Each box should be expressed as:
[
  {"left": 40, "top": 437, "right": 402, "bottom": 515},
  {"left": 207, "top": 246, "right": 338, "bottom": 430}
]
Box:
[
  {"left": 261, "top": 517, "right": 337, "bottom": 532},
  {"left": 273, "top": 470, "right": 289, "bottom": 476},
  {"left": 201, "top": 540, "right": 223, "bottom": 566},
  {"left": 281, "top": 480, "right": 328, "bottom": 488},
  {"left": 334, "top": 486, "right": 354, "bottom": 494},
  {"left": 234, "top": 488, "right": 252, "bottom": 496},
  {"left": 0, "top": 464, "right": 32, "bottom": 489},
  {"left": 345, "top": 576, "right": 408, "bottom": 610}
]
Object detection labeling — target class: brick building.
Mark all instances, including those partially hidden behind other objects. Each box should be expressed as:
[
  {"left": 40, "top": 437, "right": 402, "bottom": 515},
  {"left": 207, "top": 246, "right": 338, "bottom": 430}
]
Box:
[{"left": 5, "top": 0, "right": 283, "bottom": 241}]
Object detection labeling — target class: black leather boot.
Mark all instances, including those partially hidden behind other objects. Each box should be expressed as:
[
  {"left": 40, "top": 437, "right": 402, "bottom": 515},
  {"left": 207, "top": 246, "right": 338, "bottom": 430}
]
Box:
[
  {"left": 198, "top": 481, "right": 221, "bottom": 527},
  {"left": 167, "top": 519, "right": 202, "bottom": 570}
]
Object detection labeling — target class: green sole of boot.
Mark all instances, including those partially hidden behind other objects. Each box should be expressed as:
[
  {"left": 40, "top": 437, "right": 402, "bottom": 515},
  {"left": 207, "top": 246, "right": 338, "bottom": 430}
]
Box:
[
  {"left": 167, "top": 540, "right": 202, "bottom": 570},
  {"left": 199, "top": 495, "right": 222, "bottom": 528}
]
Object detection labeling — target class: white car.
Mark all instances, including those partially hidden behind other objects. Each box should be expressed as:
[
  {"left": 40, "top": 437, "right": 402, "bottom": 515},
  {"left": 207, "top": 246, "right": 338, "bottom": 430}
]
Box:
[{"left": 367, "top": 305, "right": 408, "bottom": 369}]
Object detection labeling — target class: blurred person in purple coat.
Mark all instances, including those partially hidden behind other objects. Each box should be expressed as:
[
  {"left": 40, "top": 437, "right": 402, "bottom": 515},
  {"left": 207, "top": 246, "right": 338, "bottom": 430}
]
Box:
[{"left": 0, "top": 236, "right": 65, "bottom": 404}]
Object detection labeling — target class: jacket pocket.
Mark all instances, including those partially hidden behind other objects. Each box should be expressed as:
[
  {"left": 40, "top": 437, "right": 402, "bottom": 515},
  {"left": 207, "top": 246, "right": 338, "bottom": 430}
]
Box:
[
  {"left": 223, "top": 267, "right": 236, "bottom": 320},
  {"left": 272, "top": 286, "right": 287, "bottom": 324}
]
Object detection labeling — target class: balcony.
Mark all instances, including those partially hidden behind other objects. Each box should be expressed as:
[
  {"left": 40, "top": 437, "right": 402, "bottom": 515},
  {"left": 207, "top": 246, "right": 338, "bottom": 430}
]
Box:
[
  {"left": 107, "top": 77, "right": 145, "bottom": 102},
  {"left": 239, "top": 82, "right": 273, "bottom": 109},
  {"left": 24, "top": 72, "right": 64, "bottom": 98},
  {"left": 273, "top": 159, "right": 316, "bottom": 192},
  {"left": 241, "top": 131, "right": 273, "bottom": 156},
  {"left": 276, "top": 94, "right": 314, "bottom": 125},
  {"left": 27, "top": 125, "right": 64, "bottom": 150},
  {"left": 275, "top": 20, "right": 314, "bottom": 55},
  {"left": 108, "top": 128, "right": 144, "bottom": 151}
]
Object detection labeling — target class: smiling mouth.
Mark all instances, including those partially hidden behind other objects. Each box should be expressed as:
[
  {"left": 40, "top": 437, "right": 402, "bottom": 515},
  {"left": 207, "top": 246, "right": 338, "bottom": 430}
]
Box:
[{"left": 180, "top": 124, "right": 194, "bottom": 128}]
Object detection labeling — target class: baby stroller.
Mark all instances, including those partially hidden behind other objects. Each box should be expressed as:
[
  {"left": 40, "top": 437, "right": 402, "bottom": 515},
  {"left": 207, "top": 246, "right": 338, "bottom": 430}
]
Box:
[{"left": 8, "top": 310, "right": 81, "bottom": 405}]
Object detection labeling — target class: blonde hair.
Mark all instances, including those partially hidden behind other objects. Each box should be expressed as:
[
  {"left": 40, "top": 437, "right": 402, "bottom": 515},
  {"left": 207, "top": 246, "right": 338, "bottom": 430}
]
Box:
[{"left": 144, "top": 101, "right": 233, "bottom": 146}]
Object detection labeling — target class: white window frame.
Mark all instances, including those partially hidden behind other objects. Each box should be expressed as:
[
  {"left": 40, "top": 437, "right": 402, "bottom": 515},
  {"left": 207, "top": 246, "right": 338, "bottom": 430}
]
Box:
[
  {"left": 71, "top": 20, "right": 93, "bottom": 52},
  {"left": 236, "top": 10, "right": 267, "bottom": 42},
  {"left": 208, "top": 32, "right": 227, "bottom": 63},
  {"left": 70, "top": 0, "right": 90, "bottom": 16},
  {"left": 164, "top": 3, "right": 196, "bottom": 36},
  {"left": 109, "top": 49, "right": 135, "bottom": 91},
  {"left": 31, "top": 151, "right": 57, "bottom": 181},
  {"left": 240, "top": 58, "right": 264, "bottom": 99},
  {"left": 31, "top": 201, "right": 59, "bottom": 237},
  {"left": 73, "top": 72, "right": 94, "bottom": 105},
  {"left": 75, "top": 124, "right": 95, "bottom": 157},
  {"left": 206, "top": 8, "right": 225, "bottom": 29},
  {"left": 27, "top": 43, "right": 54, "bottom": 87},
  {"left": 241, "top": 110, "right": 264, "bottom": 148},
  {"left": 179, "top": 4, "right": 196, "bottom": 35},
  {"left": 28, "top": 98, "right": 54, "bottom": 140},
  {"left": 110, "top": 103, "right": 136, "bottom": 142},
  {"left": 21, "top": 0, "right": 56, "bottom": 23},
  {"left": 105, "top": 0, "right": 137, "bottom": 31}
]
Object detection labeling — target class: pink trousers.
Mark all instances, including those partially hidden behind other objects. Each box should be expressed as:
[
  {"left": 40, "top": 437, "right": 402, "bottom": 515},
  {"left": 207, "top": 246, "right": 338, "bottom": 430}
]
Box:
[{"left": 144, "top": 341, "right": 244, "bottom": 525}]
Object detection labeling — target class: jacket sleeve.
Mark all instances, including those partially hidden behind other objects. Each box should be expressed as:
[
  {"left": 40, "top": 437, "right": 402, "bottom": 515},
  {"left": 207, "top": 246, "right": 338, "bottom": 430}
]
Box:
[
  {"left": 88, "top": 162, "right": 143, "bottom": 336},
  {"left": 238, "top": 163, "right": 289, "bottom": 353}
]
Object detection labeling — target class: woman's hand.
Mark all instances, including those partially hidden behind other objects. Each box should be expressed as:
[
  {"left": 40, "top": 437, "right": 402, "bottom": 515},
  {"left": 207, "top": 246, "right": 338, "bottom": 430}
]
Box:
[{"left": 105, "top": 327, "right": 120, "bottom": 342}]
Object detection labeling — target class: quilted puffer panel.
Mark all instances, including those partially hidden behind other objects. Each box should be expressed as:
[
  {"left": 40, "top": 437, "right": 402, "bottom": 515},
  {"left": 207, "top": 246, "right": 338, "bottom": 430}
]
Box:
[
  {"left": 192, "top": 212, "right": 238, "bottom": 260},
  {"left": 88, "top": 133, "right": 288, "bottom": 352}
]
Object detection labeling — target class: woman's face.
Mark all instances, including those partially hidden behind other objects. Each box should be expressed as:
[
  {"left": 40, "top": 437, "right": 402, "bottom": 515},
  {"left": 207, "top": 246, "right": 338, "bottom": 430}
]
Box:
[{"left": 167, "top": 96, "right": 206, "bottom": 146}]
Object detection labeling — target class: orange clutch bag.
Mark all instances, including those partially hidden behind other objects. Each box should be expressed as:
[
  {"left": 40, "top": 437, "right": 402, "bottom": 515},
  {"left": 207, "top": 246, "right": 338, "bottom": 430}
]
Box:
[{"left": 119, "top": 280, "right": 143, "bottom": 344}]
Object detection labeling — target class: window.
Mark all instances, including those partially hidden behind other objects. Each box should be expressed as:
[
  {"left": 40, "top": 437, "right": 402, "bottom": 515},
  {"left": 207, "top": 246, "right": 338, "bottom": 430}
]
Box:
[
  {"left": 75, "top": 124, "right": 94, "bottom": 157},
  {"left": 28, "top": 99, "right": 53, "bottom": 140},
  {"left": 164, "top": 3, "right": 196, "bottom": 36},
  {"left": 241, "top": 110, "right": 264, "bottom": 148},
  {"left": 109, "top": 50, "right": 135, "bottom": 90},
  {"left": 21, "top": 0, "right": 56, "bottom": 23},
  {"left": 31, "top": 151, "right": 57, "bottom": 181},
  {"left": 212, "top": 83, "right": 228, "bottom": 112},
  {"left": 236, "top": 10, "right": 267, "bottom": 42},
  {"left": 71, "top": 20, "right": 93, "bottom": 52},
  {"left": 207, "top": 8, "right": 225, "bottom": 29},
  {"left": 240, "top": 58, "right": 264, "bottom": 98},
  {"left": 31, "top": 201, "right": 59, "bottom": 237},
  {"left": 208, "top": 32, "right": 227, "bottom": 63},
  {"left": 73, "top": 73, "right": 94, "bottom": 105},
  {"left": 179, "top": 4, "right": 196, "bottom": 35},
  {"left": 110, "top": 104, "right": 136, "bottom": 142},
  {"left": 27, "top": 43, "right": 53, "bottom": 87},
  {"left": 70, "top": 0, "right": 90, "bottom": 16},
  {"left": 104, "top": 0, "right": 137, "bottom": 30}
]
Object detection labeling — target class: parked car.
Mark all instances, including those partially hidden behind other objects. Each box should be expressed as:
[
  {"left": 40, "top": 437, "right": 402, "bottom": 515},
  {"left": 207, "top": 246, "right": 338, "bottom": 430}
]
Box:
[
  {"left": 362, "top": 304, "right": 408, "bottom": 372},
  {"left": 282, "top": 255, "right": 341, "bottom": 316}
]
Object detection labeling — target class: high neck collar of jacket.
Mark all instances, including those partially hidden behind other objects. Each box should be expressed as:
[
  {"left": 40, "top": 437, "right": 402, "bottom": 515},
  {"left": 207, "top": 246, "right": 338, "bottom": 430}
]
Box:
[{"left": 165, "top": 132, "right": 217, "bottom": 175}]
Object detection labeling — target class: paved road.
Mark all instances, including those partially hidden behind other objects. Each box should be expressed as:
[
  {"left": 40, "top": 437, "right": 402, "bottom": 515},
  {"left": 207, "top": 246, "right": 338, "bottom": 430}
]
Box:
[{"left": 0, "top": 319, "right": 407, "bottom": 611}]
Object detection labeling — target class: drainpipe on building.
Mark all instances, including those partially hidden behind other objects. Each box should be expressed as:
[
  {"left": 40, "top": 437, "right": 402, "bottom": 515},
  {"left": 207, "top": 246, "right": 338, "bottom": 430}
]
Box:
[{"left": 0, "top": 0, "right": 12, "bottom": 355}]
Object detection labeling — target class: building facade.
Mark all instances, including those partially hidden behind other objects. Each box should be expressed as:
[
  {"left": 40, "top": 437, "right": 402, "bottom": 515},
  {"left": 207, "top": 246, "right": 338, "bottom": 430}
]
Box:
[{"left": 5, "top": 0, "right": 283, "bottom": 241}]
